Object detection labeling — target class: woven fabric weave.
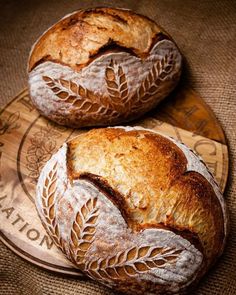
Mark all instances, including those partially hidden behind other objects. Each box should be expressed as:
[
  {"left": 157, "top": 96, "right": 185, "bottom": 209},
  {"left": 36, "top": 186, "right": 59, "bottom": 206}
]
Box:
[{"left": 0, "top": 0, "right": 236, "bottom": 294}]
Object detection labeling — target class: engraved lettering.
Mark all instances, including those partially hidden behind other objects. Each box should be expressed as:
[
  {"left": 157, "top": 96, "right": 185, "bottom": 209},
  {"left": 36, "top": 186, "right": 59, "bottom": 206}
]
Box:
[
  {"left": 12, "top": 213, "right": 25, "bottom": 225},
  {"left": 27, "top": 228, "right": 40, "bottom": 241},
  {"left": 194, "top": 139, "right": 217, "bottom": 156},
  {"left": 0, "top": 198, "right": 54, "bottom": 250},
  {"left": 0, "top": 112, "right": 20, "bottom": 135},
  {"left": 18, "top": 95, "right": 35, "bottom": 112},
  {"left": 1, "top": 206, "right": 14, "bottom": 218},
  {"left": 19, "top": 222, "right": 29, "bottom": 232},
  {"left": 193, "top": 119, "right": 209, "bottom": 137},
  {"left": 173, "top": 126, "right": 182, "bottom": 143},
  {"left": 0, "top": 195, "right": 7, "bottom": 205},
  {"left": 182, "top": 105, "right": 199, "bottom": 117},
  {"left": 178, "top": 106, "right": 199, "bottom": 129},
  {"left": 216, "top": 177, "right": 221, "bottom": 185},
  {"left": 204, "top": 161, "right": 218, "bottom": 177},
  {"left": 39, "top": 235, "right": 54, "bottom": 250}
]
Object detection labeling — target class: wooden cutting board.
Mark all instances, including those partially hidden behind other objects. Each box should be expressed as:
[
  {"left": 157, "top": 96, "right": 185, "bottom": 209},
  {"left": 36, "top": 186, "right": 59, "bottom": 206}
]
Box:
[{"left": 0, "top": 86, "right": 228, "bottom": 276}]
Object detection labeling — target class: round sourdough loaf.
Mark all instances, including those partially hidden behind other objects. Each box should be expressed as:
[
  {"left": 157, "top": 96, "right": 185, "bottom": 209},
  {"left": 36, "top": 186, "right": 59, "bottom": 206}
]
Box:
[
  {"left": 28, "top": 7, "right": 182, "bottom": 127},
  {"left": 36, "top": 127, "right": 228, "bottom": 294}
]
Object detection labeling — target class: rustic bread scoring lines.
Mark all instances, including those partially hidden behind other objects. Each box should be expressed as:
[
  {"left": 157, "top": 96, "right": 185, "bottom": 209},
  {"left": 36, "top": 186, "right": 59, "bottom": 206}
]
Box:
[
  {"left": 41, "top": 161, "right": 67, "bottom": 254},
  {"left": 40, "top": 158, "right": 185, "bottom": 282},
  {"left": 42, "top": 48, "right": 177, "bottom": 118}
]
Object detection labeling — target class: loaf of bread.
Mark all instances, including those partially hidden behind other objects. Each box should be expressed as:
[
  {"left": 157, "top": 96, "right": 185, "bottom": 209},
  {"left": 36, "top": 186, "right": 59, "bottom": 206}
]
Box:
[
  {"left": 28, "top": 7, "right": 182, "bottom": 127},
  {"left": 36, "top": 127, "right": 228, "bottom": 294}
]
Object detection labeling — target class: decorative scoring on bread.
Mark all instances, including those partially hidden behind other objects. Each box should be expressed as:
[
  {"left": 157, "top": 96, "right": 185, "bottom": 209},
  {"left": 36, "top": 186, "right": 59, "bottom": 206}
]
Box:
[
  {"left": 36, "top": 145, "right": 202, "bottom": 293},
  {"left": 28, "top": 8, "right": 182, "bottom": 128},
  {"left": 29, "top": 39, "right": 181, "bottom": 127},
  {"left": 66, "top": 127, "right": 226, "bottom": 264},
  {"left": 36, "top": 127, "right": 227, "bottom": 294}
]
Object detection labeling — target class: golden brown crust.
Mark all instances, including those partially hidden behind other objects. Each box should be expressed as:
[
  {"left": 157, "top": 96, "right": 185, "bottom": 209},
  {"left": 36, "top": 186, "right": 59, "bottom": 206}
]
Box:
[
  {"left": 77, "top": 171, "right": 205, "bottom": 256},
  {"left": 166, "top": 171, "right": 224, "bottom": 264},
  {"left": 36, "top": 127, "right": 227, "bottom": 294},
  {"left": 78, "top": 172, "right": 132, "bottom": 226},
  {"left": 28, "top": 7, "right": 168, "bottom": 72},
  {"left": 28, "top": 8, "right": 182, "bottom": 128},
  {"left": 67, "top": 128, "right": 225, "bottom": 266}
]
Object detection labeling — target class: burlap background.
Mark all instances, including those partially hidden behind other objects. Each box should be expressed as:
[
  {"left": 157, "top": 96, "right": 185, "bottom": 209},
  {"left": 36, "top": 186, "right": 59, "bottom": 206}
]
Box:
[{"left": 0, "top": 0, "right": 235, "bottom": 294}]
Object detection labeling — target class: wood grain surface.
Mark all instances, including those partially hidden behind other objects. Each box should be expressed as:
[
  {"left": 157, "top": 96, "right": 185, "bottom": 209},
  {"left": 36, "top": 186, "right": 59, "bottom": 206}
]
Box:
[{"left": 0, "top": 87, "right": 228, "bottom": 275}]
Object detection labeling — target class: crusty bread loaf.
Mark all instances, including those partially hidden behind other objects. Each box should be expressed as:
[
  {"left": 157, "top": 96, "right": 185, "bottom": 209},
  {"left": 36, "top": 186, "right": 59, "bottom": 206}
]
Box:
[
  {"left": 36, "top": 127, "right": 228, "bottom": 294},
  {"left": 28, "top": 8, "right": 182, "bottom": 127}
]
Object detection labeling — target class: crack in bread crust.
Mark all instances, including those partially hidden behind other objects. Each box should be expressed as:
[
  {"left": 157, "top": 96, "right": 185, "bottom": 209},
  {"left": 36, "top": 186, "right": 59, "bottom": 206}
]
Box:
[
  {"left": 75, "top": 172, "right": 205, "bottom": 256},
  {"left": 28, "top": 8, "right": 169, "bottom": 72},
  {"left": 36, "top": 128, "right": 227, "bottom": 294},
  {"left": 36, "top": 143, "right": 204, "bottom": 294},
  {"left": 78, "top": 172, "right": 132, "bottom": 227},
  {"left": 66, "top": 127, "right": 226, "bottom": 266},
  {"left": 30, "top": 32, "right": 170, "bottom": 72}
]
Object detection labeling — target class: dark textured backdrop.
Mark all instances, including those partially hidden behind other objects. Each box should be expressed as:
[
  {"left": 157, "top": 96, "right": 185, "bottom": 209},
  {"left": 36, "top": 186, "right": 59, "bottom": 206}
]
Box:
[{"left": 0, "top": 0, "right": 236, "bottom": 294}]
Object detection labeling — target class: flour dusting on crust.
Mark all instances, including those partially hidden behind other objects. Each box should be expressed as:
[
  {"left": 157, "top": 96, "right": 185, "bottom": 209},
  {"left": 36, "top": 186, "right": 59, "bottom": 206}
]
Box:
[
  {"left": 36, "top": 142, "right": 203, "bottom": 293},
  {"left": 29, "top": 39, "right": 181, "bottom": 127},
  {"left": 36, "top": 127, "right": 227, "bottom": 294}
]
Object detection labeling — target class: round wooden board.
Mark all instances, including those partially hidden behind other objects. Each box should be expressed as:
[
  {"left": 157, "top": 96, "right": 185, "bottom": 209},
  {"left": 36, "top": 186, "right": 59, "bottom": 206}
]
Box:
[{"left": 0, "top": 87, "right": 228, "bottom": 276}]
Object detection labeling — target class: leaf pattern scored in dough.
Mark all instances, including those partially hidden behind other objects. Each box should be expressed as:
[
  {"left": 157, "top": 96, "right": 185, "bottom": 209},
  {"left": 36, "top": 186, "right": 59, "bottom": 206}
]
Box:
[
  {"left": 66, "top": 197, "right": 182, "bottom": 280},
  {"left": 42, "top": 50, "right": 177, "bottom": 119},
  {"left": 41, "top": 162, "right": 66, "bottom": 253},
  {"left": 41, "top": 163, "right": 183, "bottom": 282},
  {"left": 69, "top": 198, "right": 99, "bottom": 270},
  {"left": 105, "top": 60, "right": 129, "bottom": 109},
  {"left": 42, "top": 76, "right": 119, "bottom": 118},
  {"left": 131, "top": 52, "right": 176, "bottom": 110},
  {"left": 85, "top": 246, "right": 182, "bottom": 281}
]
